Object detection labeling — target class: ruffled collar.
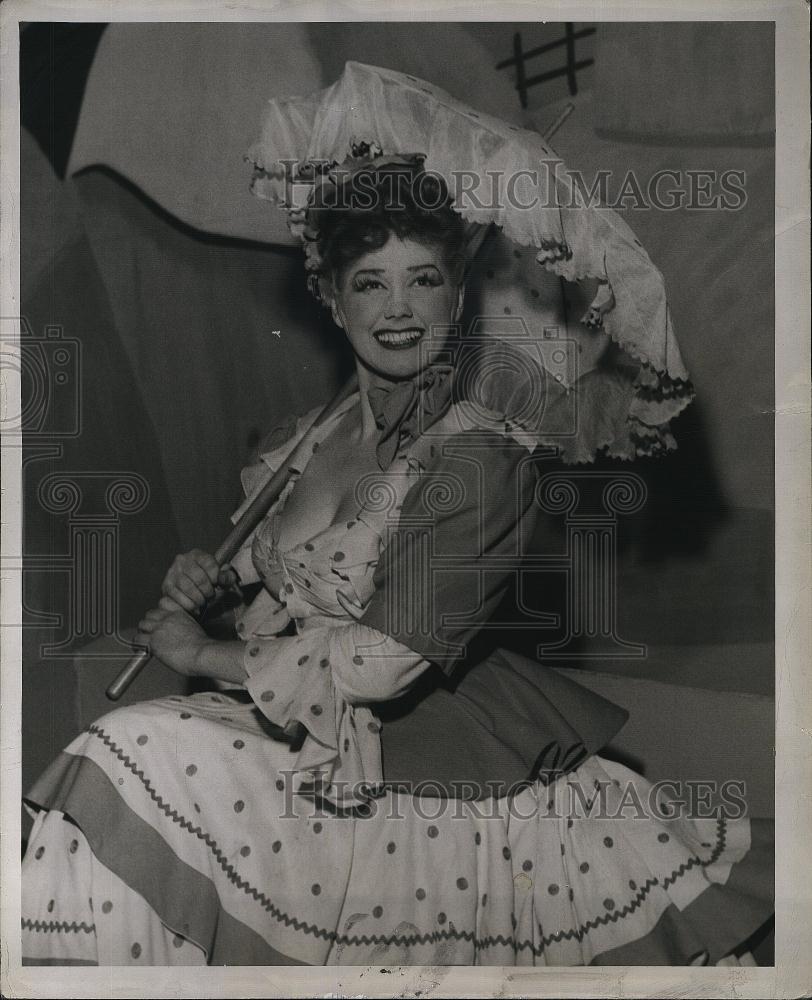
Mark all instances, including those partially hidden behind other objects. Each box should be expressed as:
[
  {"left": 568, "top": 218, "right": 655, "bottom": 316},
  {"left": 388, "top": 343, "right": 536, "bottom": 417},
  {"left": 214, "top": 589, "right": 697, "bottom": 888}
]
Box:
[{"left": 366, "top": 364, "right": 455, "bottom": 470}]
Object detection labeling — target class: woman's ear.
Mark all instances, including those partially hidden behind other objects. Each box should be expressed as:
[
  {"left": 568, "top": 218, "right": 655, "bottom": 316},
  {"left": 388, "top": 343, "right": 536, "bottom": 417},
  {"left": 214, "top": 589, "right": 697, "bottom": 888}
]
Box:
[
  {"left": 453, "top": 282, "right": 465, "bottom": 323},
  {"left": 325, "top": 271, "right": 349, "bottom": 331},
  {"left": 329, "top": 293, "right": 346, "bottom": 331}
]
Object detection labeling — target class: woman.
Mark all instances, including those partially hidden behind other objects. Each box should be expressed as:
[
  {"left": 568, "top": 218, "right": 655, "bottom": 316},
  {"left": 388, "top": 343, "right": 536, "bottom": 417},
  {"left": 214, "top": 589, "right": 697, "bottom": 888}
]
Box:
[{"left": 21, "top": 63, "right": 772, "bottom": 967}]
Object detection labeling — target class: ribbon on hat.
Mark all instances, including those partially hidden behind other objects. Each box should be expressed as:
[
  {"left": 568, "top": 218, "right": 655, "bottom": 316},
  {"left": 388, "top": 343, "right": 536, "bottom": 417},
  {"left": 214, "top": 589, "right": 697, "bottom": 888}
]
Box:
[{"left": 367, "top": 364, "right": 455, "bottom": 470}]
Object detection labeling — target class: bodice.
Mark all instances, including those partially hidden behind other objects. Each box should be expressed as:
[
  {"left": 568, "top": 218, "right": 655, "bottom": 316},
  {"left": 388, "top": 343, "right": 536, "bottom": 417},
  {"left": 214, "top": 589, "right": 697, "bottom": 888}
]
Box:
[{"left": 232, "top": 392, "right": 427, "bottom": 642}]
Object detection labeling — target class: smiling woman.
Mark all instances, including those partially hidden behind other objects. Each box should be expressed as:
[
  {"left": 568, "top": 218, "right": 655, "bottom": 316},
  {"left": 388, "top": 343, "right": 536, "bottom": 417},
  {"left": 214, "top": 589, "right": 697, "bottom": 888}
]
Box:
[
  {"left": 19, "top": 62, "right": 774, "bottom": 969},
  {"left": 329, "top": 235, "right": 462, "bottom": 371},
  {"left": 317, "top": 165, "right": 466, "bottom": 378}
]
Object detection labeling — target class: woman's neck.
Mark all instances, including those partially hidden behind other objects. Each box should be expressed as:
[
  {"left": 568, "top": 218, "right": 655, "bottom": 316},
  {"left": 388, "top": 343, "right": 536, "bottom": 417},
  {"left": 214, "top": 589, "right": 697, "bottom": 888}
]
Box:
[{"left": 353, "top": 360, "right": 403, "bottom": 441}]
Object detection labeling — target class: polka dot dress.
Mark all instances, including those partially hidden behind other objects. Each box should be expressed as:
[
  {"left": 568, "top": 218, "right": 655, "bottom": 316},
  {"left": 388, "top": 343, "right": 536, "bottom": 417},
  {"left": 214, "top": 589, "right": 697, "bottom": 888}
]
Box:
[
  {"left": 20, "top": 399, "right": 772, "bottom": 967},
  {"left": 21, "top": 719, "right": 762, "bottom": 967}
]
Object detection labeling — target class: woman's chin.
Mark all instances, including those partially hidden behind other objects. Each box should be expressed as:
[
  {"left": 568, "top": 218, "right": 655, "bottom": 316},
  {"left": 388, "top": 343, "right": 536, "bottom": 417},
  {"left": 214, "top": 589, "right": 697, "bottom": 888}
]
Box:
[{"left": 359, "top": 347, "right": 428, "bottom": 381}]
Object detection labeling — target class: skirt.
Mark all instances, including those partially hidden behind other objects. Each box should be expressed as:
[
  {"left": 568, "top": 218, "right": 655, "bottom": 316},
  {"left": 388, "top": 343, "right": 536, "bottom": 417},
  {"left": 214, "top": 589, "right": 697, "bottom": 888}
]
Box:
[{"left": 21, "top": 685, "right": 773, "bottom": 967}]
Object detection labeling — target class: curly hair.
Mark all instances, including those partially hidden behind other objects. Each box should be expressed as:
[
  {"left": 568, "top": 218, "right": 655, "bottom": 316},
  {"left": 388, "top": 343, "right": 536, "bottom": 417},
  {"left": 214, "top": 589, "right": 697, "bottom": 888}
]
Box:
[{"left": 310, "top": 162, "right": 467, "bottom": 291}]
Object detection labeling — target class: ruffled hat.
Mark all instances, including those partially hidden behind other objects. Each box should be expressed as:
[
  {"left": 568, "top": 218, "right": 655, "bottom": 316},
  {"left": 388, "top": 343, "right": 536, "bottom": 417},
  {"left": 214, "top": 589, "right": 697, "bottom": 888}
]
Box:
[{"left": 247, "top": 61, "right": 693, "bottom": 462}]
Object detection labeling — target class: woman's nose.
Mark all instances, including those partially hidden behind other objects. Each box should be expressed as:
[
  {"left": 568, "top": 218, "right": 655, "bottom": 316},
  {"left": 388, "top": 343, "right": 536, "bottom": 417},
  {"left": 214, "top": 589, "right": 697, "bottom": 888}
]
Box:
[{"left": 384, "top": 287, "right": 414, "bottom": 319}]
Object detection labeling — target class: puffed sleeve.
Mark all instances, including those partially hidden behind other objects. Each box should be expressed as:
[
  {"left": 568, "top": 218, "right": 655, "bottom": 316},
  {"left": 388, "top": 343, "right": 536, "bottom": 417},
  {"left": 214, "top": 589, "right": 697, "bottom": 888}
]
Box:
[
  {"left": 358, "top": 426, "right": 541, "bottom": 677},
  {"left": 239, "top": 621, "right": 433, "bottom": 790}
]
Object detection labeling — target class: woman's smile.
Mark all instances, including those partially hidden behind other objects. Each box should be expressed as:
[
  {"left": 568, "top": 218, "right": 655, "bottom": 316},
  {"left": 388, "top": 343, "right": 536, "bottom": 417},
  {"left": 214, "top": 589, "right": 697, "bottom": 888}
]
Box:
[
  {"left": 329, "top": 236, "right": 464, "bottom": 378},
  {"left": 372, "top": 326, "right": 426, "bottom": 349}
]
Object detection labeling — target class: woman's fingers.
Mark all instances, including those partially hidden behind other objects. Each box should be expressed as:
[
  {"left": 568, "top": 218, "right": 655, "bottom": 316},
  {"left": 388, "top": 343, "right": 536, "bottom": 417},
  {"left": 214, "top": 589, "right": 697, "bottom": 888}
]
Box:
[
  {"left": 159, "top": 551, "right": 232, "bottom": 616},
  {"left": 163, "top": 584, "right": 199, "bottom": 613},
  {"left": 171, "top": 562, "right": 213, "bottom": 599},
  {"left": 137, "top": 606, "right": 172, "bottom": 633},
  {"left": 162, "top": 574, "right": 210, "bottom": 610},
  {"left": 158, "top": 594, "right": 186, "bottom": 613},
  {"left": 191, "top": 549, "right": 221, "bottom": 586},
  {"left": 182, "top": 550, "right": 219, "bottom": 592},
  {"left": 178, "top": 573, "right": 210, "bottom": 606},
  {"left": 132, "top": 630, "right": 150, "bottom": 651},
  {"left": 163, "top": 551, "right": 219, "bottom": 596}
]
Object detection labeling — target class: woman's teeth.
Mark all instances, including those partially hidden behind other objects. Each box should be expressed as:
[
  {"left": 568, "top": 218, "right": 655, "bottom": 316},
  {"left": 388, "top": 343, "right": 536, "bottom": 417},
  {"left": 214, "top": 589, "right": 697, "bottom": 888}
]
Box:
[{"left": 374, "top": 329, "right": 424, "bottom": 348}]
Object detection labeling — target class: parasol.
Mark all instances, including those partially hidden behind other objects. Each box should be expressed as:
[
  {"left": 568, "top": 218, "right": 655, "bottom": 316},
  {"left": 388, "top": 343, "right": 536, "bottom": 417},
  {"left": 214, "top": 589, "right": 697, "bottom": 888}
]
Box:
[{"left": 247, "top": 61, "right": 694, "bottom": 462}]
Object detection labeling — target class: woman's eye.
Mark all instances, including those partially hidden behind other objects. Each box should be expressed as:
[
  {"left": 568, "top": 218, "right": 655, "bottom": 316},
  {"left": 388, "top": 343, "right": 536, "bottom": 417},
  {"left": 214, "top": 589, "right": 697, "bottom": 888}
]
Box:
[
  {"left": 353, "top": 278, "right": 384, "bottom": 292},
  {"left": 413, "top": 272, "right": 443, "bottom": 288}
]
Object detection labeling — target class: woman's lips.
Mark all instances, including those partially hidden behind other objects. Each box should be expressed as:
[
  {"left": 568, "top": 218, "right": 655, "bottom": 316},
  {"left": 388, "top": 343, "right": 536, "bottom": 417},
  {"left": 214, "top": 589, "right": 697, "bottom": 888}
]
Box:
[{"left": 373, "top": 328, "right": 425, "bottom": 350}]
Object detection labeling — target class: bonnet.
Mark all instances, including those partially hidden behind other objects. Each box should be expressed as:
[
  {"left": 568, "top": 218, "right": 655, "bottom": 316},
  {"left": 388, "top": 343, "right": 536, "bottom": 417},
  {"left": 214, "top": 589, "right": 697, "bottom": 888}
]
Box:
[{"left": 247, "top": 61, "right": 693, "bottom": 463}]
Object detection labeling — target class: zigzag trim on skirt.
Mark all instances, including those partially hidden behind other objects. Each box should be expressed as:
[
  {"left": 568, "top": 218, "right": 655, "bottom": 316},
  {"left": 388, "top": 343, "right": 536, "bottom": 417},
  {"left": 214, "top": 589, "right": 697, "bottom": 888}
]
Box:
[
  {"left": 86, "top": 724, "right": 728, "bottom": 957},
  {"left": 22, "top": 918, "right": 95, "bottom": 935}
]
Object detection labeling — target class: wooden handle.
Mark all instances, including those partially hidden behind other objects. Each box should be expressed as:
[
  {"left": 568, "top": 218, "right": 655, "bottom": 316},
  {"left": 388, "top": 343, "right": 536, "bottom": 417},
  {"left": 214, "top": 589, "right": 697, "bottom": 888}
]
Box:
[
  {"left": 105, "top": 646, "right": 151, "bottom": 702},
  {"left": 105, "top": 372, "right": 359, "bottom": 701}
]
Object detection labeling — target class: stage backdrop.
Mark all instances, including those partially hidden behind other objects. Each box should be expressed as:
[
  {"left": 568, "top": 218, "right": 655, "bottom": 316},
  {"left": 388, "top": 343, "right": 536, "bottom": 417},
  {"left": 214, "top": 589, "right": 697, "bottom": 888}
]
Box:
[{"left": 21, "top": 22, "right": 774, "bottom": 805}]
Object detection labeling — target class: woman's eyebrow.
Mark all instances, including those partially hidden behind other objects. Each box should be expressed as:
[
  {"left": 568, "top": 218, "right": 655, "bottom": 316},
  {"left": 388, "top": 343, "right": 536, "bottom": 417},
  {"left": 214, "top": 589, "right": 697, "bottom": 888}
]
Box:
[
  {"left": 407, "top": 263, "right": 442, "bottom": 271},
  {"left": 353, "top": 268, "right": 386, "bottom": 276}
]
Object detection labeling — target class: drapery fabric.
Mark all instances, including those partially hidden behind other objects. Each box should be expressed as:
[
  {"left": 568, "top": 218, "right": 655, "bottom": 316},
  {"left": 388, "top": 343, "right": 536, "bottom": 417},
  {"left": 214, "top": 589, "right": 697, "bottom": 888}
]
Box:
[
  {"left": 594, "top": 23, "right": 774, "bottom": 142},
  {"left": 20, "top": 23, "right": 775, "bottom": 830},
  {"left": 66, "top": 23, "right": 524, "bottom": 243}
]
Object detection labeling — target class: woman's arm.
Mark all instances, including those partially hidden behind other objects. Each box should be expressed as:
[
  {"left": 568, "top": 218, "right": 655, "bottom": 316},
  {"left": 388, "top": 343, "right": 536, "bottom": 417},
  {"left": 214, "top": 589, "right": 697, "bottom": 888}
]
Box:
[
  {"left": 234, "top": 623, "right": 432, "bottom": 753},
  {"left": 142, "top": 607, "right": 431, "bottom": 704},
  {"left": 325, "top": 623, "right": 431, "bottom": 702},
  {"left": 194, "top": 638, "right": 248, "bottom": 685},
  {"left": 237, "top": 625, "right": 431, "bottom": 704},
  {"left": 135, "top": 606, "right": 246, "bottom": 682}
]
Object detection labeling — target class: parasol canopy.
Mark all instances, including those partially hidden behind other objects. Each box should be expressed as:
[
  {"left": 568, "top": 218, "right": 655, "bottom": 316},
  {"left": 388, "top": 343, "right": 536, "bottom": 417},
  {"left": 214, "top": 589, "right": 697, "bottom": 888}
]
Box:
[{"left": 248, "top": 61, "right": 694, "bottom": 462}]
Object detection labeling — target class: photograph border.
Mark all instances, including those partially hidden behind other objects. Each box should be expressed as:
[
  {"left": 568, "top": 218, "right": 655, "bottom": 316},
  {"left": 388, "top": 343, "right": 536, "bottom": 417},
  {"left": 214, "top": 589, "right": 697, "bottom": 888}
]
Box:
[{"left": 1, "top": 1, "right": 809, "bottom": 997}]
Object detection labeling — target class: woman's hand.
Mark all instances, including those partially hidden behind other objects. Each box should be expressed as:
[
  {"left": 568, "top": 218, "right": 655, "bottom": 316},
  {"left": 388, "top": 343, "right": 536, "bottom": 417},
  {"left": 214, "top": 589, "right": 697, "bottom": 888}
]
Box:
[
  {"left": 135, "top": 605, "right": 210, "bottom": 677},
  {"left": 136, "top": 607, "right": 250, "bottom": 685},
  {"left": 159, "top": 549, "right": 238, "bottom": 614}
]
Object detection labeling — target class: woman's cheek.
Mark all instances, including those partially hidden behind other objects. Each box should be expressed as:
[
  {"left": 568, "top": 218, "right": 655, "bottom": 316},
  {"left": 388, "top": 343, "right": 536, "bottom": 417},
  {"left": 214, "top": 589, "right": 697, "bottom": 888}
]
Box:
[
  {"left": 417, "top": 288, "right": 456, "bottom": 325},
  {"left": 350, "top": 294, "right": 382, "bottom": 324}
]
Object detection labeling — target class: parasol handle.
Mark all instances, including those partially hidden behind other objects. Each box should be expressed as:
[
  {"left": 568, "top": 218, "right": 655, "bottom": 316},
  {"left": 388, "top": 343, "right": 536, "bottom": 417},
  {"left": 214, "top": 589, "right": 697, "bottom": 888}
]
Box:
[{"left": 105, "top": 371, "right": 359, "bottom": 702}]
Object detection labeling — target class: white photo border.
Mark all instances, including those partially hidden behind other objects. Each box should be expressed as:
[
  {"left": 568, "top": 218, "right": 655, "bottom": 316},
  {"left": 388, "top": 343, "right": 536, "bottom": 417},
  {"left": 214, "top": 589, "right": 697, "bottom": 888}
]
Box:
[{"left": 1, "top": 1, "right": 809, "bottom": 997}]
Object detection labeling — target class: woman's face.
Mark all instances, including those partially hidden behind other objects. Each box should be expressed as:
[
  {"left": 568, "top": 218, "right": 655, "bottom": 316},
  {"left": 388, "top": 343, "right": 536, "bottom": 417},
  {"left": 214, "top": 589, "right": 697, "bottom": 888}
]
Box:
[{"left": 330, "top": 235, "right": 464, "bottom": 380}]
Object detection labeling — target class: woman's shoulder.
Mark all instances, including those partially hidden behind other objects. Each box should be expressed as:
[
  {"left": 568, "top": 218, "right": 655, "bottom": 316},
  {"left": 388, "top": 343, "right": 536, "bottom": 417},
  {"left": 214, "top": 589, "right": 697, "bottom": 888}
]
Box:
[
  {"left": 407, "top": 340, "right": 545, "bottom": 466},
  {"left": 233, "top": 405, "right": 323, "bottom": 518},
  {"left": 236, "top": 390, "right": 360, "bottom": 509},
  {"left": 250, "top": 405, "right": 322, "bottom": 464},
  {"left": 453, "top": 338, "right": 546, "bottom": 428}
]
